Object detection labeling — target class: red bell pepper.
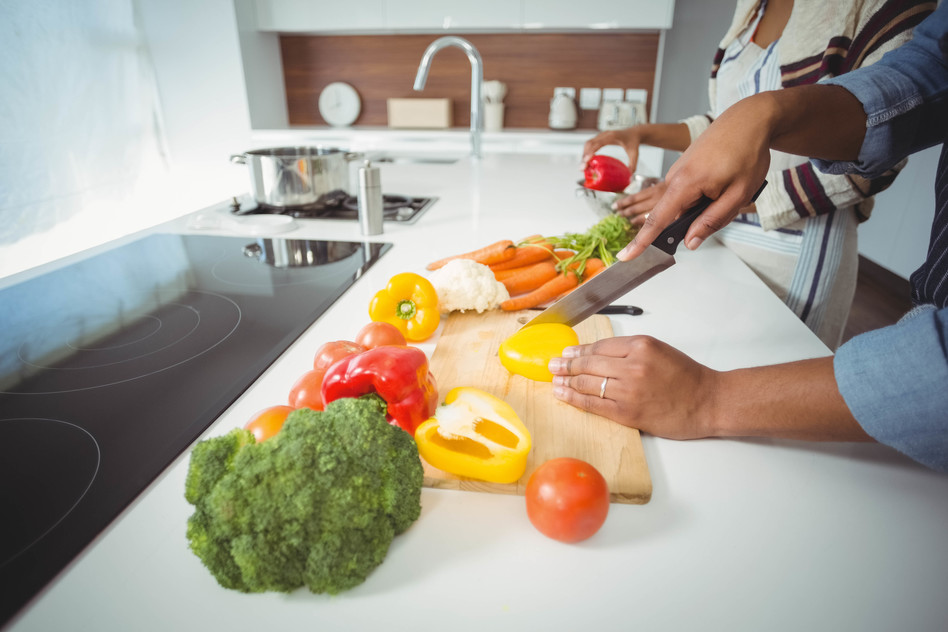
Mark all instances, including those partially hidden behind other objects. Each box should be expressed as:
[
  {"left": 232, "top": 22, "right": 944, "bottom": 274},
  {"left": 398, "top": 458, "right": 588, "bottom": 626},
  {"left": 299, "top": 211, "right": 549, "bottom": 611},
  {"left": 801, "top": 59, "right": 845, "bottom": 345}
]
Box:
[
  {"left": 583, "top": 155, "right": 632, "bottom": 192},
  {"left": 320, "top": 345, "right": 438, "bottom": 434}
]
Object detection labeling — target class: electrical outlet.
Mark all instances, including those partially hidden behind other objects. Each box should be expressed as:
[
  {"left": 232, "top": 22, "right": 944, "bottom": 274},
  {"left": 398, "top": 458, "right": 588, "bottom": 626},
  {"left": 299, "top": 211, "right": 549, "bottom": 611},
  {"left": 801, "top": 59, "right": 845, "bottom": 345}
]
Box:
[
  {"left": 626, "top": 88, "right": 648, "bottom": 103},
  {"left": 603, "top": 88, "right": 624, "bottom": 103},
  {"left": 554, "top": 86, "right": 576, "bottom": 98},
  {"left": 579, "top": 87, "right": 602, "bottom": 110}
]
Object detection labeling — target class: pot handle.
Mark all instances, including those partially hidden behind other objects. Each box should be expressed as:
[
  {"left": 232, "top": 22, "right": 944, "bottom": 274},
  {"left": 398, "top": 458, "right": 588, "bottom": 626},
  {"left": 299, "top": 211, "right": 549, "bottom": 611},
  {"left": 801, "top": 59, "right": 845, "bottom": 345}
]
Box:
[{"left": 230, "top": 153, "right": 247, "bottom": 165}]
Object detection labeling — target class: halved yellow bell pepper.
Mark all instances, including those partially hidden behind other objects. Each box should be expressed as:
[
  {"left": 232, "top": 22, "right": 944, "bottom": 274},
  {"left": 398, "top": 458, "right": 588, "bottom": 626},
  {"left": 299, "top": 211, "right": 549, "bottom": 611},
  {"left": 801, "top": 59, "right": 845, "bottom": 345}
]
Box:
[
  {"left": 499, "top": 323, "right": 579, "bottom": 382},
  {"left": 414, "top": 387, "right": 532, "bottom": 484},
  {"left": 368, "top": 272, "right": 440, "bottom": 341}
]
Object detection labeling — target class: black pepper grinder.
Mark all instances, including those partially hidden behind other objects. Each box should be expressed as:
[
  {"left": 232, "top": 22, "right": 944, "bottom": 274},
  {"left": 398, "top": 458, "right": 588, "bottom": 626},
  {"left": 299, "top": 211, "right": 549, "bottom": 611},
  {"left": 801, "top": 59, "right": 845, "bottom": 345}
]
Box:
[{"left": 358, "top": 160, "right": 383, "bottom": 236}]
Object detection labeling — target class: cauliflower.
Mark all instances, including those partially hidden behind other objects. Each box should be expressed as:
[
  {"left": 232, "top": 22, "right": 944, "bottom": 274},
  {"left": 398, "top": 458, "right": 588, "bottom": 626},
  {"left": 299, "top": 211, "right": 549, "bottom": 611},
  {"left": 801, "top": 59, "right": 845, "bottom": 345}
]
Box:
[{"left": 428, "top": 259, "right": 509, "bottom": 313}]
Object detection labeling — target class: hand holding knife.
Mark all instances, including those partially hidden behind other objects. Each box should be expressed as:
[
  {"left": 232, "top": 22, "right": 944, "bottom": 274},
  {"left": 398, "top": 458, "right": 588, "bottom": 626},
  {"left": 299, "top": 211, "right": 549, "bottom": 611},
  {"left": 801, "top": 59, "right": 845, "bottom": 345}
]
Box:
[{"left": 524, "top": 181, "right": 767, "bottom": 328}]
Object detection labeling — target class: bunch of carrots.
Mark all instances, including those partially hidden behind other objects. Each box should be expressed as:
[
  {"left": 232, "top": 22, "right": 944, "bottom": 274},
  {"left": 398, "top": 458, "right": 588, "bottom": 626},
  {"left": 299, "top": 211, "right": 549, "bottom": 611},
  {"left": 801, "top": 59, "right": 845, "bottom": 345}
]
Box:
[{"left": 426, "top": 236, "right": 605, "bottom": 311}]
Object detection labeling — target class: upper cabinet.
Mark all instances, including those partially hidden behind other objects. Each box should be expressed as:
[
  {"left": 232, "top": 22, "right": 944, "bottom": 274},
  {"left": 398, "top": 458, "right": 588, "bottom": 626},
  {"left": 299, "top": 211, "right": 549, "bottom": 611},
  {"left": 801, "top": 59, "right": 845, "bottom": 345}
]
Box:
[
  {"left": 254, "top": 0, "right": 385, "bottom": 32},
  {"left": 522, "top": 0, "right": 674, "bottom": 30},
  {"left": 384, "top": 1, "right": 521, "bottom": 30},
  {"left": 250, "top": 0, "right": 674, "bottom": 32}
]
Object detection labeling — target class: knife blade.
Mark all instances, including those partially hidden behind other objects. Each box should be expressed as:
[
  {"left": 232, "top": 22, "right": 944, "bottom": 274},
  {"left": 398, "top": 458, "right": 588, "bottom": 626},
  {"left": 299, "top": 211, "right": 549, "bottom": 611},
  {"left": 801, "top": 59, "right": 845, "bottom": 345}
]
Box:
[{"left": 523, "top": 182, "right": 766, "bottom": 328}]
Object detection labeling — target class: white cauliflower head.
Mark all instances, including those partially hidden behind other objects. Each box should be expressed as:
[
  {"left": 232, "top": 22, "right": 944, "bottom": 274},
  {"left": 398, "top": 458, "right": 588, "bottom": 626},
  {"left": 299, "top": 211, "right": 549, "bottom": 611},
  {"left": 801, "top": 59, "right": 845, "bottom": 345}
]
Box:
[{"left": 428, "top": 259, "right": 510, "bottom": 313}]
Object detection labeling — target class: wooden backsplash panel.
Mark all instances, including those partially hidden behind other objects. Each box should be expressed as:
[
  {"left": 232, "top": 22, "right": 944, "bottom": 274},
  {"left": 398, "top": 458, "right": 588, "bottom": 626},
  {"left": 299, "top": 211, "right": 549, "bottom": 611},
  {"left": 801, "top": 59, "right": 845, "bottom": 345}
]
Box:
[{"left": 281, "top": 33, "right": 660, "bottom": 130}]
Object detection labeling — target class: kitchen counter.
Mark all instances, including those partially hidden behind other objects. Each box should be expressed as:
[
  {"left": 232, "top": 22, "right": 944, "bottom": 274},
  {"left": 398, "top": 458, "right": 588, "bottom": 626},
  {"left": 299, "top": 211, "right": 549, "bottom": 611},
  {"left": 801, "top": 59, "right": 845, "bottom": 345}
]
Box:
[{"left": 8, "top": 154, "right": 948, "bottom": 631}]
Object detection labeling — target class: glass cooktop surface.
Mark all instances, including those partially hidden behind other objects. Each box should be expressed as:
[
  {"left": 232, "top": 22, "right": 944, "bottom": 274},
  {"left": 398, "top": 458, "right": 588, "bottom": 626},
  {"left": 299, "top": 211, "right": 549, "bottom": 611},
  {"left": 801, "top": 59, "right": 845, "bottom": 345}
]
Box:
[{"left": 0, "top": 232, "right": 390, "bottom": 624}]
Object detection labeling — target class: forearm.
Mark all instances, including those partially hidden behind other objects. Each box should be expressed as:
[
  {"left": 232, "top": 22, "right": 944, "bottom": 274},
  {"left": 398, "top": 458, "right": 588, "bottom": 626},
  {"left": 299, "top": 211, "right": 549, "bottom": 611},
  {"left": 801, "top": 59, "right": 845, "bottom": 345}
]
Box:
[
  {"left": 758, "top": 85, "right": 868, "bottom": 162},
  {"left": 707, "top": 356, "right": 874, "bottom": 442},
  {"left": 637, "top": 122, "right": 692, "bottom": 153}
]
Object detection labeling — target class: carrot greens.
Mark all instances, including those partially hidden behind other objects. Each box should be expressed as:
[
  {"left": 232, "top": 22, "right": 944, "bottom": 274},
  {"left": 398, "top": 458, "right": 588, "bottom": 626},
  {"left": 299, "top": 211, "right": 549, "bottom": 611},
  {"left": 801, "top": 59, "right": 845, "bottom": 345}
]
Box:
[{"left": 544, "top": 214, "right": 637, "bottom": 275}]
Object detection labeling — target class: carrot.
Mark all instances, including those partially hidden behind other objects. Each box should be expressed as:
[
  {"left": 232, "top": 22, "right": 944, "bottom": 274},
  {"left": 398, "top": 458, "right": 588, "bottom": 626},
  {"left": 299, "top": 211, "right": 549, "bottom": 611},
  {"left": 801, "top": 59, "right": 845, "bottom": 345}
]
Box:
[
  {"left": 494, "top": 260, "right": 549, "bottom": 282},
  {"left": 489, "top": 242, "right": 555, "bottom": 271},
  {"left": 500, "top": 261, "right": 559, "bottom": 295},
  {"left": 501, "top": 271, "right": 580, "bottom": 311},
  {"left": 426, "top": 240, "right": 516, "bottom": 271},
  {"left": 581, "top": 258, "right": 606, "bottom": 281}
]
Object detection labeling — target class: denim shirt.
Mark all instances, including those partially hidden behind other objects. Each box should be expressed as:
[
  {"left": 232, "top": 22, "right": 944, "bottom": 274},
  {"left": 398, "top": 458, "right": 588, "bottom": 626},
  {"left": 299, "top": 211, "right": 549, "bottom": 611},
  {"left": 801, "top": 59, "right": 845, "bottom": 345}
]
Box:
[
  {"left": 813, "top": 4, "right": 948, "bottom": 471},
  {"left": 813, "top": 3, "right": 948, "bottom": 179}
]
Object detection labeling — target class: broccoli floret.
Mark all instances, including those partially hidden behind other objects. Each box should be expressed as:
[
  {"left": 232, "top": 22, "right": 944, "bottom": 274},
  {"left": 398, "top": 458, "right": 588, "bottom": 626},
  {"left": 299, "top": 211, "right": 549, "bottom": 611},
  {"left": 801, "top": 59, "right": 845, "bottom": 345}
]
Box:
[{"left": 184, "top": 394, "right": 423, "bottom": 595}]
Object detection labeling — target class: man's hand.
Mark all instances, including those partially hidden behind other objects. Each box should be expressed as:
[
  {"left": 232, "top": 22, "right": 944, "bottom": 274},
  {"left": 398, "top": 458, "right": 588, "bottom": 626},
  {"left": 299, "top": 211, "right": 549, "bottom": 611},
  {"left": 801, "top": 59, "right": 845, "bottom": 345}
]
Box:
[{"left": 618, "top": 95, "right": 775, "bottom": 260}]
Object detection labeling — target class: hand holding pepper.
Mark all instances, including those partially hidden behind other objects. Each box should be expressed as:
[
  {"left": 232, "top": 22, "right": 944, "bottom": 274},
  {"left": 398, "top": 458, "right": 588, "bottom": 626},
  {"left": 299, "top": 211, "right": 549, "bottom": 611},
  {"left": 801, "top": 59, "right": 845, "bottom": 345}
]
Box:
[{"left": 582, "top": 155, "right": 632, "bottom": 193}]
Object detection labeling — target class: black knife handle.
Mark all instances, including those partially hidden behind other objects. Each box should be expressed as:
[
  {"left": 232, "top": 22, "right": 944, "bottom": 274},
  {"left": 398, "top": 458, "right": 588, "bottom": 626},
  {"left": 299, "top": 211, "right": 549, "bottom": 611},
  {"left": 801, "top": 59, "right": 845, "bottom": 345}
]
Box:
[
  {"left": 651, "top": 181, "right": 768, "bottom": 256},
  {"left": 597, "top": 305, "right": 644, "bottom": 316}
]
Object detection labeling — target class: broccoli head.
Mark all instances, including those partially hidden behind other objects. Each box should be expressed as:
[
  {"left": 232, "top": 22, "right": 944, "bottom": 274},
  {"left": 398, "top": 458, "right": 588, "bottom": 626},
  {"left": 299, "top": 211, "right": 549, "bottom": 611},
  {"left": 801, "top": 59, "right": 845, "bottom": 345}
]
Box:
[{"left": 184, "top": 394, "right": 423, "bottom": 595}]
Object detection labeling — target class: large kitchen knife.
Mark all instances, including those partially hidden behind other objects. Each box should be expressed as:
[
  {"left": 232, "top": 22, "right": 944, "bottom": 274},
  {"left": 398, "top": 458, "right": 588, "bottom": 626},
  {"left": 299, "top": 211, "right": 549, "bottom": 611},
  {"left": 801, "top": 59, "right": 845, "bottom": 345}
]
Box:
[{"left": 523, "top": 182, "right": 766, "bottom": 328}]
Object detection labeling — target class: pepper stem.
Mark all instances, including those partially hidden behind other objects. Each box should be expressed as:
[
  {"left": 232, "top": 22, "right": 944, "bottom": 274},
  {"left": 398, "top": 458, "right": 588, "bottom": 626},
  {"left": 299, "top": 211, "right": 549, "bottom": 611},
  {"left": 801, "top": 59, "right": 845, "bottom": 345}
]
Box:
[{"left": 396, "top": 299, "right": 417, "bottom": 320}]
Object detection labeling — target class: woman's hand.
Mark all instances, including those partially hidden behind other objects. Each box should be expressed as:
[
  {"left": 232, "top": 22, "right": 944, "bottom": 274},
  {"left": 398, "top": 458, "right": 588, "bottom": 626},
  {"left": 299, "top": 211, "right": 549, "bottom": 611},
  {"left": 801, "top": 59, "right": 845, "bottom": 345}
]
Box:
[
  {"left": 582, "top": 128, "right": 644, "bottom": 172},
  {"left": 614, "top": 180, "right": 667, "bottom": 226},
  {"left": 548, "top": 336, "right": 721, "bottom": 440}
]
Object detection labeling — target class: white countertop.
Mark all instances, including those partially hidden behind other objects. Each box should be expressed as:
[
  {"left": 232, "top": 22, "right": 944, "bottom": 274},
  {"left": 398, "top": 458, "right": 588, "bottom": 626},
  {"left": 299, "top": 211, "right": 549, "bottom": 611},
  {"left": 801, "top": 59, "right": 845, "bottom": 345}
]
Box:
[{"left": 9, "top": 154, "right": 948, "bottom": 632}]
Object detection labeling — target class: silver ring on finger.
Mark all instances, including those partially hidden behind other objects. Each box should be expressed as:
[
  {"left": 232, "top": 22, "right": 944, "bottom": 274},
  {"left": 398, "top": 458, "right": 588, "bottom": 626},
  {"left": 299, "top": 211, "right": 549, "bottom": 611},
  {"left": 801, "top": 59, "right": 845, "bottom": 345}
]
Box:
[{"left": 599, "top": 376, "right": 608, "bottom": 399}]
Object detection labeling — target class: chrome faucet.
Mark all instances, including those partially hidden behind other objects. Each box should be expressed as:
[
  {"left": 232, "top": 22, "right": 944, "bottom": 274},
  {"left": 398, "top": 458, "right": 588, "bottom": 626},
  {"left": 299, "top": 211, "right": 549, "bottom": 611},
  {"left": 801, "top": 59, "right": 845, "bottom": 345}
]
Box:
[{"left": 413, "top": 36, "right": 483, "bottom": 159}]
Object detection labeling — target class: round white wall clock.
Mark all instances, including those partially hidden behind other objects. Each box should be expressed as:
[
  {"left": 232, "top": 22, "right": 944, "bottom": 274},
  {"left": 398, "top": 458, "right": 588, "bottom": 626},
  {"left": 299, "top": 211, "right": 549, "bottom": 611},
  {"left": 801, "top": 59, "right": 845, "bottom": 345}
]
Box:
[{"left": 318, "top": 82, "right": 361, "bottom": 127}]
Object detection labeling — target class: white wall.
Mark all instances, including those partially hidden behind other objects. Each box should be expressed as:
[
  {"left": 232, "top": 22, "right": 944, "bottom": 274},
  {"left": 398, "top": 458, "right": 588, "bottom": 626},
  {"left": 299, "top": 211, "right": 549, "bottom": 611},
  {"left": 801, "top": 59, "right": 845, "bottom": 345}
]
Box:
[{"left": 136, "top": 0, "right": 255, "bottom": 207}]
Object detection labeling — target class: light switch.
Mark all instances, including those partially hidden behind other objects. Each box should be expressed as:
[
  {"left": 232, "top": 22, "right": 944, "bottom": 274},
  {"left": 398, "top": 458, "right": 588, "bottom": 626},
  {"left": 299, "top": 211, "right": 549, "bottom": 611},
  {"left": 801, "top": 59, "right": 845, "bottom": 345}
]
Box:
[
  {"left": 603, "top": 88, "right": 624, "bottom": 102},
  {"left": 579, "top": 87, "right": 602, "bottom": 110}
]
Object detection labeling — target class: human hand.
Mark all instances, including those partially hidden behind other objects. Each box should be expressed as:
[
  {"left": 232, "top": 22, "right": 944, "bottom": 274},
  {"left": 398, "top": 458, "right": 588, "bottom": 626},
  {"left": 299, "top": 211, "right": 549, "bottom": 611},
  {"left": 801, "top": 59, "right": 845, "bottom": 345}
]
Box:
[
  {"left": 613, "top": 180, "right": 667, "bottom": 226},
  {"left": 548, "top": 336, "right": 720, "bottom": 440},
  {"left": 581, "top": 128, "right": 643, "bottom": 172},
  {"left": 616, "top": 96, "right": 774, "bottom": 261}
]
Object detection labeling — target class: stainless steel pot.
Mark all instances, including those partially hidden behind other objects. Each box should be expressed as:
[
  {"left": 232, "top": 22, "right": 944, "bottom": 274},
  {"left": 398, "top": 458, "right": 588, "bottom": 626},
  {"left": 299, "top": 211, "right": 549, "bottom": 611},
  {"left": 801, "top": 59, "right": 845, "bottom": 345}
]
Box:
[{"left": 230, "top": 147, "right": 362, "bottom": 208}]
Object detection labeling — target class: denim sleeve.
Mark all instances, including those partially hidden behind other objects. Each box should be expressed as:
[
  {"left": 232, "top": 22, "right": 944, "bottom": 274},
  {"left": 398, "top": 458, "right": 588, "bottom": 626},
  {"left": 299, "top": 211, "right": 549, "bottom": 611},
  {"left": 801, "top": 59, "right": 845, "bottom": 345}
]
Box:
[
  {"left": 834, "top": 305, "right": 948, "bottom": 472},
  {"left": 813, "top": 4, "right": 948, "bottom": 178}
]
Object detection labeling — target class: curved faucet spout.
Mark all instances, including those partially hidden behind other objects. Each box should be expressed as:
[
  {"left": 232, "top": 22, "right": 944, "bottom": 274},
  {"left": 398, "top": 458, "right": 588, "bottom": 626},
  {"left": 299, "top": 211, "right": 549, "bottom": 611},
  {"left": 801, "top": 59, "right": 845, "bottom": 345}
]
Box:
[{"left": 413, "top": 36, "right": 483, "bottom": 159}]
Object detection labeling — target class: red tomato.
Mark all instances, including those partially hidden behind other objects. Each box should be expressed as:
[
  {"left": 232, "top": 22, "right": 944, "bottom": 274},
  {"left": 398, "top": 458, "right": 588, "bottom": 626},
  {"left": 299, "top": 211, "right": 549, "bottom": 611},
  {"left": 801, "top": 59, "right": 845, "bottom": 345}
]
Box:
[
  {"left": 288, "top": 368, "right": 327, "bottom": 411},
  {"left": 525, "top": 458, "right": 610, "bottom": 543},
  {"left": 313, "top": 340, "right": 365, "bottom": 371},
  {"left": 355, "top": 321, "right": 407, "bottom": 349},
  {"left": 245, "top": 405, "right": 294, "bottom": 442}
]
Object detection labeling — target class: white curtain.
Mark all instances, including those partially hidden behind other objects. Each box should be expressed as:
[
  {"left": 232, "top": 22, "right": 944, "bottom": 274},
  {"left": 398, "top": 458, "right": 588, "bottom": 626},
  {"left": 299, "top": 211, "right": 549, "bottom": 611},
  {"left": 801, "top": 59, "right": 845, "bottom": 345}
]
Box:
[{"left": 0, "top": 0, "right": 169, "bottom": 277}]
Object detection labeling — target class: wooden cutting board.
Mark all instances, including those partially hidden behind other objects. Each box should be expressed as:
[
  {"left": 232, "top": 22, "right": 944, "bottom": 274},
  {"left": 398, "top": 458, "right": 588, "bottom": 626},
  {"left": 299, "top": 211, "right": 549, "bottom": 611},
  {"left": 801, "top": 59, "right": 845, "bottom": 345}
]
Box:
[{"left": 425, "top": 310, "right": 652, "bottom": 504}]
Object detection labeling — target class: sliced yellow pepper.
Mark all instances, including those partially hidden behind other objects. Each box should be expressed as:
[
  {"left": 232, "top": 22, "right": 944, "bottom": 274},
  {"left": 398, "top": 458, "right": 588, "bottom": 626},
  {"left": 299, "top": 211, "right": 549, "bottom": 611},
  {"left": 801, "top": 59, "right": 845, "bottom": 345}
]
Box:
[
  {"left": 368, "top": 272, "right": 441, "bottom": 341},
  {"left": 498, "top": 323, "right": 579, "bottom": 382},
  {"left": 414, "top": 387, "right": 532, "bottom": 484}
]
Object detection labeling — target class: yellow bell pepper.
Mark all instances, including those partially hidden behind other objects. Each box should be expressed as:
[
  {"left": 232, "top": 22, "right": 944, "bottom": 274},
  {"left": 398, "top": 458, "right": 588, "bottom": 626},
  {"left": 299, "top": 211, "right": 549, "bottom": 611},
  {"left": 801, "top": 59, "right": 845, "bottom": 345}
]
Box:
[
  {"left": 414, "top": 387, "right": 532, "bottom": 484},
  {"left": 498, "top": 323, "right": 579, "bottom": 382},
  {"left": 368, "top": 272, "right": 440, "bottom": 341}
]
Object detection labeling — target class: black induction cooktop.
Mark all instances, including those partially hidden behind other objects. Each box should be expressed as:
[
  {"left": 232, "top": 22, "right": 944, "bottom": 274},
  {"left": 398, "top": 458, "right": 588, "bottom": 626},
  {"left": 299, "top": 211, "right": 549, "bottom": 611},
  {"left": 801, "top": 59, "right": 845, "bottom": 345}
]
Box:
[{"left": 0, "top": 232, "right": 391, "bottom": 625}]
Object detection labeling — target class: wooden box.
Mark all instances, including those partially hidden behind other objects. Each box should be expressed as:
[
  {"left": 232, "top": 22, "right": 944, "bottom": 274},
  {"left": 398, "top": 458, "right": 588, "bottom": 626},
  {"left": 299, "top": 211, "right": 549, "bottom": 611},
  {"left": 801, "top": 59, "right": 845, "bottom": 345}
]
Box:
[{"left": 387, "top": 98, "right": 453, "bottom": 129}]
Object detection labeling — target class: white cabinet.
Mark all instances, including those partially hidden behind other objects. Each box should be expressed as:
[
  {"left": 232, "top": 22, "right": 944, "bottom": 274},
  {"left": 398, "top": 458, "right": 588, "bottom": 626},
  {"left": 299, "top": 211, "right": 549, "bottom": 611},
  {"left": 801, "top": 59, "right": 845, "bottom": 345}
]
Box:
[
  {"left": 254, "top": 0, "right": 385, "bottom": 32},
  {"left": 522, "top": 0, "right": 674, "bottom": 30},
  {"left": 384, "top": 0, "right": 521, "bottom": 30},
  {"left": 250, "top": 0, "right": 674, "bottom": 32}
]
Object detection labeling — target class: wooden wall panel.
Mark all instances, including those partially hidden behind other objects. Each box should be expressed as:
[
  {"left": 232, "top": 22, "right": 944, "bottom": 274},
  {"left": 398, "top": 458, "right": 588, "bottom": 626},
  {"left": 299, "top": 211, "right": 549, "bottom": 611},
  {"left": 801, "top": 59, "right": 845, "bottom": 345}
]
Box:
[{"left": 280, "top": 33, "right": 660, "bottom": 130}]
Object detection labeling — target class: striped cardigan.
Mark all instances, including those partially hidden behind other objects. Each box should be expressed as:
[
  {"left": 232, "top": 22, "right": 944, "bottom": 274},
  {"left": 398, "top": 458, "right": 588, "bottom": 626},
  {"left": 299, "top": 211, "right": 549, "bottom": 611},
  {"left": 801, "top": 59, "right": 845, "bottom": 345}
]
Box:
[{"left": 679, "top": 0, "right": 935, "bottom": 231}]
